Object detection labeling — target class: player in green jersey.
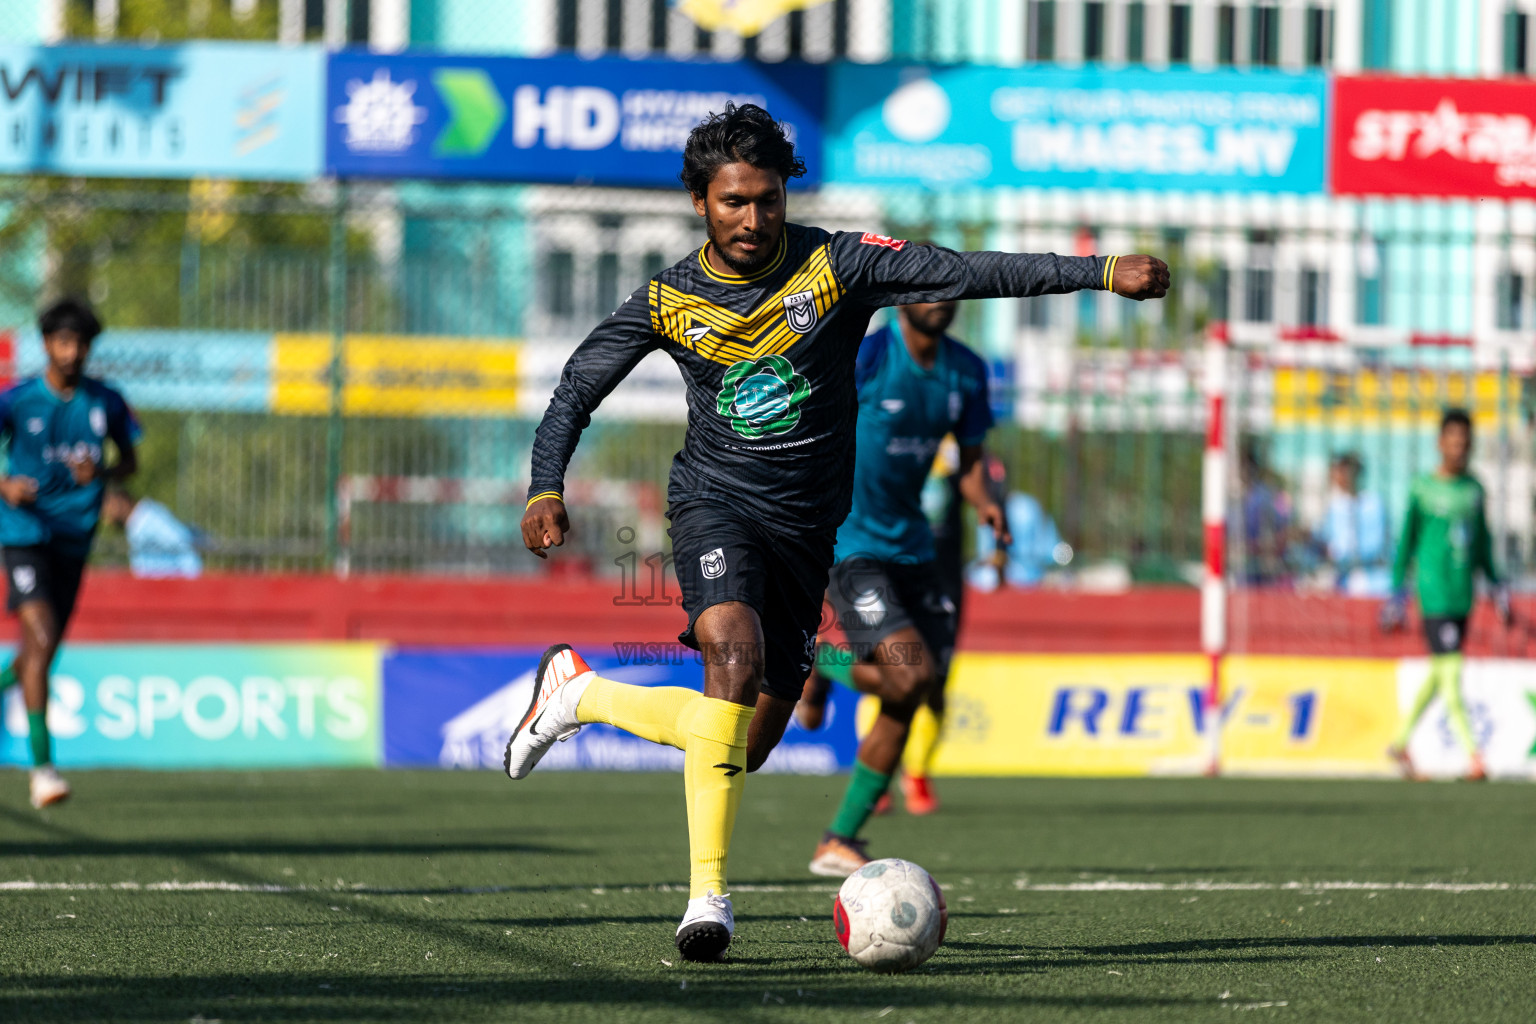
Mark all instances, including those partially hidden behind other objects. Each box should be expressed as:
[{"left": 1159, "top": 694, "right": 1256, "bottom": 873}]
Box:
[{"left": 1380, "top": 408, "right": 1513, "bottom": 781}]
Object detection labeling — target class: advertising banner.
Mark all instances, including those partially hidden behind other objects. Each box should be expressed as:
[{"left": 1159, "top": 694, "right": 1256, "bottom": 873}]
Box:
[
  {"left": 272, "top": 333, "right": 520, "bottom": 416},
  {"left": 326, "top": 53, "right": 824, "bottom": 186},
  {"left": 827, "top": 65, "right": 1327, "bottom": 192},
  {"left": 1397, "top": 659, "right": 1536, "bottom": 780},
  {"left": 0, "top": 42, "right": 324, "bottom": 179},
  {"left": 932, "top": 653, "right": 1399, "bottom": 777},
  {"left": 1332, "top": 76, "right": 1536, "bottom": 198},
  {"left": 0, "top": 644, "right": 382, "bottom": 768},
  {"left": 383, "top": 647, "right": 857, "bottom": 773}
]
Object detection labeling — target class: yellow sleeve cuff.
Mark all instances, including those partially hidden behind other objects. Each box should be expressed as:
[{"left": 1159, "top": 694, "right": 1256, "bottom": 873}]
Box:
[
  {"left": 526, "top": 491, "right": 563, "bottom": 510},
  {"left": 1102, "top": 255, "right": 1119, "bottom": 292}
]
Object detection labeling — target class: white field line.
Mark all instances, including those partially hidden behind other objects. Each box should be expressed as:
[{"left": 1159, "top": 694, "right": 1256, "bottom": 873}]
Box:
[{"left": 2, "top": 879, "right": 1533, "bottom": 895}]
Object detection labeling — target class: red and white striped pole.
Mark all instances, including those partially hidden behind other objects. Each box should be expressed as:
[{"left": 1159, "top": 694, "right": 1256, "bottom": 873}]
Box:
[{"left": 1201, "top": 323, "right": 1230, "bottom": 777}]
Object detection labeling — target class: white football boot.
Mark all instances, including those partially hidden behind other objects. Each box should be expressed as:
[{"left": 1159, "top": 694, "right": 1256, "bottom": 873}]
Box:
[
  {"left": 503, "top": 644, "right": 594, "bottom": 780},
  {"left": 675, "top": 891, "right": 734, "bottom": 962},
  {"left": 29, "top": 765, "right": 71, "bottom": 809}
]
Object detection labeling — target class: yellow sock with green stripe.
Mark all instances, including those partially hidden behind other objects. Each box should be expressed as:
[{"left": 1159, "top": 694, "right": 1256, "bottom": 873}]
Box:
[
  {"left": 685, "top": 697, "right": 754, "bottom": 899},
  {"left": 902, "top": 704, "right": 943, "bottom": 778}
]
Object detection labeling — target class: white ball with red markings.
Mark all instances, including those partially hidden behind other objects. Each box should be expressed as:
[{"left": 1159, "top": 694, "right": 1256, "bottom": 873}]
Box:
[{"left": 833, "top": 858, "right": 947, "bottom": 973}]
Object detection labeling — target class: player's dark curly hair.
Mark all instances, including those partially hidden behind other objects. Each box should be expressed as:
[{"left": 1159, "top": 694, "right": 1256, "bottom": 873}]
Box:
[
  {"left": 1441, "top": 407, "right": 1472, "bottom": 434},
  {"left": 680, "top": 103, "right": 806, "bottom": 198},
  {"left": 39, "top": 297, "right": 102, "bottom": 343}
]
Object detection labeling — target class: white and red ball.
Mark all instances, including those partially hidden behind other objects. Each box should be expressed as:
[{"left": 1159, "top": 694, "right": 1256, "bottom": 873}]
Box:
[{"left": 833, "top": 858, "right": 947, "bottom": 972}]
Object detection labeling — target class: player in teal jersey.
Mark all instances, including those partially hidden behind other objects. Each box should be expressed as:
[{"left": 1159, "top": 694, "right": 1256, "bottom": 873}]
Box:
[
  {"left": 800, "top": 298, "right": 1011, "bottom": 876},
  {"left": 0, "top": 299, "right": 139, "bottom": 808},
  {"left": 1380, "top": 408, "right": 1512, "bottom": 781}
]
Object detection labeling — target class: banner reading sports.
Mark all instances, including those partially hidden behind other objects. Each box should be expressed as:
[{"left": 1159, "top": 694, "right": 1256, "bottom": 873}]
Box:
[
  {"left": 827, "top": 65, "right": 1326, "bottom": 192},
  {"left": 0, "top": 42, "right": 323, "bottom": 179},
  {"left": 326, "top": 53, "right": 824, "bottom": 186},
  {"left": 0, "top": 644, "right": 381, "bottom": 768}
]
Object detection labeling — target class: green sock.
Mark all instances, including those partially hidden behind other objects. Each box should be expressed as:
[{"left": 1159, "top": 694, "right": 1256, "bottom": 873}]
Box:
[
  {"left": 27, "top": 709, "right": 50, "bottom": 767},
  {"left": 815, "top": 642, "right": 856, "bottom": 688},
  {"left": 0, "top": 660, "right": 14, "bottom": 692},
  {"left": 828, "top": 761, "right": 892, "bottom": 840}
]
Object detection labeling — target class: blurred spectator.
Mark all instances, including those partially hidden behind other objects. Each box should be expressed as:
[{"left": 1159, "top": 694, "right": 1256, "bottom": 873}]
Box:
[
  {"left": 102, "top": 490, "right": 203, "bottom": 579},
  {"left": 964, "top": 451, "right": 1067, "bottom": 591},
  {"left": 1314, "top": 452, "right": 1392, "bottom": 597},
  {"left": 1238, "top": 442, "right": 1293, "bottom": 585}
]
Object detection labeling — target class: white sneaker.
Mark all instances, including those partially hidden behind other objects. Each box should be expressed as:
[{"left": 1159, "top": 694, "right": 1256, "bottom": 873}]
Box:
[
  {"left": 29, "top": 766, "right": 70, "bottom": 809},
  {"left": 503, "top": 644, "right": 594, "bottom": 780},
  {"left": 675, "top": 891, "right": 734, "bottom": 962}
]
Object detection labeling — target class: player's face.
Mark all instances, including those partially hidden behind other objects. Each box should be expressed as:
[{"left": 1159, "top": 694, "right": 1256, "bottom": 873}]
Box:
[
  {"left": 900, "top": 300, "right": 958, "bottom": 335},
  {"left": 692, "top": 162, "right": 786, "bottom": 275},
  {"left": 1439, "top": 423, "right": 1471, "bottom": 474},
  {"left": 43, "top": 329, "right": 90, "bottom": 384}
]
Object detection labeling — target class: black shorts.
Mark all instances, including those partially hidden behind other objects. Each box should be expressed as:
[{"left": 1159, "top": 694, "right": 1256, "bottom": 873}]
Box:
[
  {"left": 4, "top": 544, "right": 87, "bottom": 627},
  {"left": 826, "top": 556, "right": 959, "bottom": 677},
  {"left": 669, "top": 500, "right": 836, "bottom": 703},
  {"left": 1423, "top": 616, "right": 1468, "bottom": 655}
]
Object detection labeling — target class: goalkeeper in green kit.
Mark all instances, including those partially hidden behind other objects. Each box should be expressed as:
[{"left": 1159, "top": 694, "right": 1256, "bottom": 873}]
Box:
[{"left": 1380, "top": 408, "right": 1514, "bottom": 781}]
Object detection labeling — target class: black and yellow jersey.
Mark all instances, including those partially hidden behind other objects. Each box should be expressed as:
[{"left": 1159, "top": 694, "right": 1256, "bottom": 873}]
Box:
[{"left": 527, "top": 223, "right": 1109, "bottom": 532}]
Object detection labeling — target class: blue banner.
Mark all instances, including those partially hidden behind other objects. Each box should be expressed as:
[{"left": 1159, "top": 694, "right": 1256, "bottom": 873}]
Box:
[
  {"left": 828, "top": 65, "right": 1327, "bottom": 193},
  {"left": 384, "top": 647, "right": 859, "bottom": 773},
  {"left": 13, "top": 329, "right": 274, "bottom": 412},
  {"left": 326, "top": 52, "right": 824, "bottom": 186},
  {"left": 0, "top": 42, "right": 324, "bottom": 180}
]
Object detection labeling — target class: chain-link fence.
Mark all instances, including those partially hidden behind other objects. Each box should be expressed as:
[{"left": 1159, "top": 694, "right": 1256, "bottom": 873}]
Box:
[{"left": 1, "top": 177, "right": 1531, "bottom": 586}]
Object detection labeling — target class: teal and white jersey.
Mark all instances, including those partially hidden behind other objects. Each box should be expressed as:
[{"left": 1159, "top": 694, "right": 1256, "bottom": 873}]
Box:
[
  {"left": 833, "top": 323, "right": 992, "bottom": 565},
  {"left": 0, "top": 376, "right": 139, "bottom": 556}
]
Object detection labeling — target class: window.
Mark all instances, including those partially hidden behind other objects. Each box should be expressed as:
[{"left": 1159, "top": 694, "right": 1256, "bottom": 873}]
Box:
[
  {"left": 1506, "top": 9, "right": 1530, "bottom": 74},
  {"left": 1306, "top": 6, "right": 1333, "bottom": 66},
  {"left": 1021, "top": 295, "right": 1052, "bottom": 329},
  {"left": 1355, "top": 239, "right": 1386, "bottom": 326},
  {"left": 595, "top": 252, "right": 621, "bottom": 319},
  {"left": 650, "top": 0, "right": 668, "bottom": 50},
  {"left": 1299, "top": 269, "right": 1329, "bottom": 327},
  {"left": 1127, "top": 2, "right": 1146, "bottom": 62},
  {"left": 1169, "top": 4, "right": 1191, "bottom": 62},
  {"left": 833, "top": 0, "right": 850, "bottom": 56},
  {"left": 1209, "top": 267, "right": 1231, "bottom": 322},
  {"left": 557, "top": 0, "right": 578, "bottom": 50},
  {"left": 605, "top": 0, "right": 623, "bottom": 50},
  {"left": 643, "top": 251, "right": 668, "bottom": 281},
  {"left": 1027, "top": 0, "right": 1057, "bottom": 61},
  {"left": 1497, "top": 270, "right": 1527, "bottom": 329},
  {"left": 1244, "top": 267, "right": 1274, "bottom": 322},
  {"left": 788, "top": 9, "right": 805, "bottom": 57},
  {"left": 1218, "top": 4, "right": 1236, "bottom": 63},
  {"left": 1251, "top": 5, "right": 1279, "bottom": 66},
  {"left": 545, "top": 251, "right": 575, "bottom": 318},
  {"left": 1084, "top": 1, "right": 1105, "bottom": 61}
]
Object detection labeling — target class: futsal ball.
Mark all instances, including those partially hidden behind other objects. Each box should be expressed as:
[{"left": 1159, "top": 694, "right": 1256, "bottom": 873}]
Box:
[{"left": 833, "top": 858, "right": 947, "bottom": 973}]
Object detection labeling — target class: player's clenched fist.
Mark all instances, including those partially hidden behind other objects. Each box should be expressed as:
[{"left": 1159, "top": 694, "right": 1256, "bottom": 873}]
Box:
[
  {"left": 1110, "top": 254, "right": 1171, "bottom": 301},
  {"left": 521, "top": 496, "right": 570, "bottom": 559}
]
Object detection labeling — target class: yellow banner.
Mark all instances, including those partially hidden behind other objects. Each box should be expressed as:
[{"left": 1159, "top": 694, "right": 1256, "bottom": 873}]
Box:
[
  {"left": 675, "top": 0, "right": 833, "bottom": 36},
  {"left": 272, "top": 334, "right": 520, "bottom": 417},
  {"left": 931, "top": 653, "right": 1399, "bottom": 778},
  {"left": 1272, "top": 367, "right": 1516, "bottom": 429}
]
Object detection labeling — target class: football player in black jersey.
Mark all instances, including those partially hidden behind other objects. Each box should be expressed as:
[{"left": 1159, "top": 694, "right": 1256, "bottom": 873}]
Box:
[{"left": 508, "top": 103, "right": 1169, "bottom": 962}]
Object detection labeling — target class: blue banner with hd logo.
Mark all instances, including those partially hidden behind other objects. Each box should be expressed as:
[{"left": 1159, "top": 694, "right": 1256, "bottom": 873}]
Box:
[
  {"left": 326, "top": 52, "right": 824, "bottom": 186},
  {"left": 0, "top": 42, "right": 324, "bottom": 179},
  {"left": 827, "top": 64, "right": 1327, "bottom": 193}
]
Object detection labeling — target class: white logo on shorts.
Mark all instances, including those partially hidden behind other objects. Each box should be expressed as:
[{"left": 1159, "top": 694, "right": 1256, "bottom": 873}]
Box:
[
  {"left": 1439, "top": 621, "right": 1460, "bottom": 649},
  {"left": 853, "top": 589, "right": 887, "bottom": 627},
  {"left": 12, "top": 566, "right": 35, "bottom": 594},
  {"left": 700, "top": 548, "right": 727, "bottom": 580}
]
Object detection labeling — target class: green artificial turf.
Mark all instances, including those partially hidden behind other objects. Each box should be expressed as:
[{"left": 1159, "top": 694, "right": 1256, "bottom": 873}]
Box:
[{"left": 2, "top": 770, "right": 1535, "bottom": 1022}]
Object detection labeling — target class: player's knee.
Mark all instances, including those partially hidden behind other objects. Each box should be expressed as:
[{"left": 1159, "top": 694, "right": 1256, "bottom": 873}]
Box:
[{"left": 882, "top": 662, "right": 935, "bottom": 708}]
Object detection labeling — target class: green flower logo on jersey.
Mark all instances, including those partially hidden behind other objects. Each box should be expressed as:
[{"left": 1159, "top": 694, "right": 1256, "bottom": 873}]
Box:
[{"left": 715, "top": 354, "right": 811, "bottom": 439}]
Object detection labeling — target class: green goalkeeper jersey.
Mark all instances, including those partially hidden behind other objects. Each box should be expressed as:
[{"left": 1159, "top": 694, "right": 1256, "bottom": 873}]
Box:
[{"left": 1390, "top": 472, "right": 1500, "bottom": 618}]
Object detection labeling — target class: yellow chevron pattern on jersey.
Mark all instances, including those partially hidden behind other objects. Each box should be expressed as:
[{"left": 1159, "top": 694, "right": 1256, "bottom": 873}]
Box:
[{"left": 648, "top": 243, "right": 845, "bottom": 366}]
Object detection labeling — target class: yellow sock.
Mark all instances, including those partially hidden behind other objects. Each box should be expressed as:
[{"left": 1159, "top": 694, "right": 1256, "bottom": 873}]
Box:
[
  {"left": 684, "top": 697, "right": 754, "bottom": 899},
  {"left": 903, "top": 704, "right": 943, "bottom": 778},
  {"left": 576, "top": 677, "right": 701, "bottom": 749},
  {"left": 855, "top": 693, "right": 880, "bottom": 740}
]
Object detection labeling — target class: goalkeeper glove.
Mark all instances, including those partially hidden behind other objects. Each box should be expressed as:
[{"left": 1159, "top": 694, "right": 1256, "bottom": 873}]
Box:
[{"left": 1379, "top": 591, "right": 1408, "bottom": 633}]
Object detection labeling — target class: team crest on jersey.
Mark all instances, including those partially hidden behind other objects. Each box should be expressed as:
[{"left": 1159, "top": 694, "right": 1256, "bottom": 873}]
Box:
[
  {"left": 782, "top": 289, "right": 818, "bottom": 334},
  {"left": 715, "top": 354, "right": 811, "bottom": 439},
  {"left": 699, "top": 547, "right": 727, "bottom": 580}
]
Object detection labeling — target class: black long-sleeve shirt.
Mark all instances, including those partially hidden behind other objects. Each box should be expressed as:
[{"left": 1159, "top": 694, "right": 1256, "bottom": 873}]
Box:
[{"left": 527, "top": 223, "right": 1108, "bottom": 533}]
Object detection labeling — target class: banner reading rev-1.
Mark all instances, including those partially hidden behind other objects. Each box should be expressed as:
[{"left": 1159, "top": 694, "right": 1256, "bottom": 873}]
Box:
[{"left": 326, "top": 52, "right": 824, "bottom": 186}]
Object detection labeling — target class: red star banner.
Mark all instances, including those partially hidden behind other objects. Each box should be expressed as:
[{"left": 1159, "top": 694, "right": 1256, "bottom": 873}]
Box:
[{"left": 1332, "top": 76, "right": 1536, "bottom": 198}]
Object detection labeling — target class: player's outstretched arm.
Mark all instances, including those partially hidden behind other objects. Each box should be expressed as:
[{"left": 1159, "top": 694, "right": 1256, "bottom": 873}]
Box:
[{"left": 525, "top": 287, "right": 660, "bottom": 559}]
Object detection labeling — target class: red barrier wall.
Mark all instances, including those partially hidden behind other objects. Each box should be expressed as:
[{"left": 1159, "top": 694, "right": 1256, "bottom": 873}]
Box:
[{"left": 52, "top": 572, "right": 1534, "bottom": 659}]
